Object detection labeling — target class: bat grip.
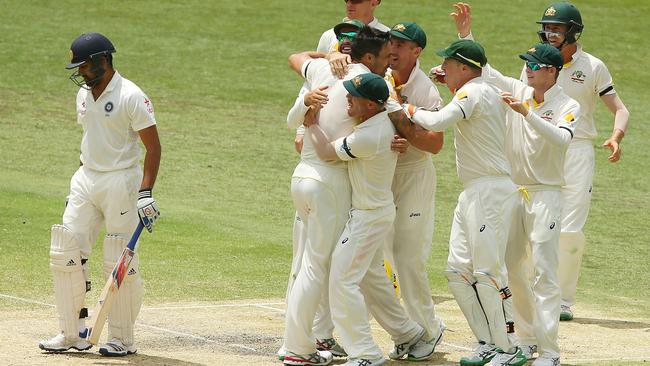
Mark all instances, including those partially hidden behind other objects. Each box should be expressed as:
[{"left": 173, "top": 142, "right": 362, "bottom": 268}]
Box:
[{"left": 126, "top": 222, "right": 145, "bottom": 251}]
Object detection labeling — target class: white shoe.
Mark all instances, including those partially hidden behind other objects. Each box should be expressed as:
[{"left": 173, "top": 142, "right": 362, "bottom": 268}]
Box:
[
  {"left": 388, "top": 326, "right": 425, "bottom": 360},
  {"left": 284, "top": 350, "right": 333, "bottom": 366},
  {"left": 407, "top": 324, "right": 445, "bottom": 361},
  {"left": 316, "top": 338, "right": 347, "bottom": 357},
  {"left": 39, "top": 332, "right": 92, "bottom": 352},
  {"left": 460, "top": 342, "right": 500, "bottom": 366},
  {"left": 520, "top": 344, "right": 537, "bottom": 359},
  {"left": 488, "top": 348, "right": 527, "bottom": 366},
  {"left": 342, "top": 357, "right": 385, "bottom": 366},
  {"left": 532, "top": 356, "right": 561, "bottom": 366},
  {"left": 98, "top": 338, "right": 137, "bottom": 356}
]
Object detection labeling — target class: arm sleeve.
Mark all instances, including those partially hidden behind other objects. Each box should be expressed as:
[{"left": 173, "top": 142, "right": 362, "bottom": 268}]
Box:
[
  {"left": 412, "top": 100, "right": 465, "bottom": 132},
  {"left": 384, "top": 80, "right": 402, "bottom": 113},
  {"left": 524, "top": 108, "right": 573, "bottom": 147},
  {"left": 333, "top": 129, "right": 376, "bottom": 161},
  {"left": 482, "top": 63, "right": 529, "bottom": 97},
  {"left": 75, "top": 90, "right": 83, "bottom": 125},
  {"left": 316, "top": 29, "right": 336, "bottom": 54},
  {"left": 128, "top": 90, "right": 156, "bottom": 131},
  {"left": 287, "top": 84, "right": 310, "bottom": 130}
]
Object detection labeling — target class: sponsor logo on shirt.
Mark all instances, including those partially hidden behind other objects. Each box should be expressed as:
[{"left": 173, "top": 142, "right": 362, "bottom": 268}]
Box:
[
  {"left": 79, "top": 101, "right": 87, "bottom": 117},
  {"left": 144, "top": 98, "right": 154, "bottom": 114},
  {"left": 570, "top": 70, "right": 586, "bottom": 84}
]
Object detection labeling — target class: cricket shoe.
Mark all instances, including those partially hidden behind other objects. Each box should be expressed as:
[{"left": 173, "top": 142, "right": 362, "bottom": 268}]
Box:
[
  {"left": 342, "top": 357, "right": 386, "bottom": 366},
  {"left": 488, "top": 348, "right": 527, "bottom": 366},
  {"left": 278, "top": 346, "right": 287, "bottom": 361},
  {"left": 39, "top": 332, "right": 92, "bottom": 352},
  {"left": 283, "top": 350, "right": 333, "bottom": 366},
  {"left": 316, "top": 338, "right": 347, "bottom": 357},
  {"left": 560, "top": 305, "right": 573, "bottom": 321},
  {"left": 532, "top": 356, "right": 560, "bottom": 366},
  {"left": 98, "top": 338, "right": 137, "bottom": 356},
  {"left": 460, "top": 342, "right": 501, "bottom": 366},
  {"left": 388, "top": 326, "right": 425, "bottom": 360},
  {"left": 407, "top": 323, "right": 445, "bottom": 361},
  {"left": 520, "top": 344, "right": 537, "bottom": 359}
]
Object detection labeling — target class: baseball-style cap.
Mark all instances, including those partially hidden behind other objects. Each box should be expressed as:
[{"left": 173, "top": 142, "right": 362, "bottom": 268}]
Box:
[
  {"left": 343, "top": 73, "right": 389, "bottom": 105},
  {"left": 519, "top": 43, "right": 564, "bottom": 69},
  {"left": 389, "top": 22, "right": 427, "bottom": 49},
  {"left": 334, "top": 19, "right": 365, "bottom": 39},
  {"left": 436, "top": 39, "right": 487, "bottom": 69}
]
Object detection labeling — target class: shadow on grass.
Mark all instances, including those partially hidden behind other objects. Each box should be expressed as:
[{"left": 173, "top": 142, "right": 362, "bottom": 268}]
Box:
[
  {"left": 44, "top": 351, "right": 208, "bottom": 365},
  {"left": 571, "top": 317, "right": 650, "bottom": 330}
]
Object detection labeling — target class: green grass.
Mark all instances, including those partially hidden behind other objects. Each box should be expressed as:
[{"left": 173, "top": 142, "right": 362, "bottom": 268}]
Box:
[{"left": 0, "top": 0, "right": 648, "bottom": 333}]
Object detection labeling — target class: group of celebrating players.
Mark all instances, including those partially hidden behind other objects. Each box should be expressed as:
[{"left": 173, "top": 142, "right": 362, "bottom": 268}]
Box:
[{"left": 280, "top": 2, "right": 629, "bottom": 366}]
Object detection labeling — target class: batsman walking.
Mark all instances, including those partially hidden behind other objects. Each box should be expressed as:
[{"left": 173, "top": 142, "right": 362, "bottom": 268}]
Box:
[{"left": 39, "top": 32, "right": 161, "bottom": 357}]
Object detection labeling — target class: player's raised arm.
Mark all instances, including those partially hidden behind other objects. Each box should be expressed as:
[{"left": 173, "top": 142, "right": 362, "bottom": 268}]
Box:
[{"left": 287, "top": 51, "right": 326, "bottom": 76}]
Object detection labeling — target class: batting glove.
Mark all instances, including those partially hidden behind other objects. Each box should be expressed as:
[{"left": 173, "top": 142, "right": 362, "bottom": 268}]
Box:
[{"left": 137, "top": 189, "right": 160, "bottom": 233}]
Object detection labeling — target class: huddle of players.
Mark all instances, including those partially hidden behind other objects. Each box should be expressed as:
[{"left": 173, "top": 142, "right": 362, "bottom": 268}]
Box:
[{"left": 281, "top": 2, "right": 629, "bottom": 366}]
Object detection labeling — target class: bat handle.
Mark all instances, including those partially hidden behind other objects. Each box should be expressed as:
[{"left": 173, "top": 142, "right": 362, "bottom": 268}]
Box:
[{"left": 126, "top": 222, "right": 145, "bottom": 251}]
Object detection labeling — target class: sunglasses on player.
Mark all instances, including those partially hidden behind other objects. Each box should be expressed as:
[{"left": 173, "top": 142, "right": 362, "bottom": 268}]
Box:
[
  {"left": 526, "top": 61, "right": 553, "bottom": 71},
  {"left": 337, "top": 31, "right": 358, "bottom": 41}
]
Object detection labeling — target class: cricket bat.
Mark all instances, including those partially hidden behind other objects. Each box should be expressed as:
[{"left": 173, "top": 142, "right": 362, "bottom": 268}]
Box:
[{"left": 86, "top": 222, "right": 144, "bottom": 344}]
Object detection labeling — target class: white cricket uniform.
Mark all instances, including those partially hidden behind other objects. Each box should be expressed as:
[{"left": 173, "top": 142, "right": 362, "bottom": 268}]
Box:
[
  {"left": 485, "top": 64, "right": 579, "bottom": 359},
  {"left": 62, "top": 71, "right": 155, "bottom": 345},
  {"left": 412, "top": 77, "right": 519, "bottom": 352},
  {"left": 284, "top": 57, "right": 360, "bottom": 354},
  {"left": 520, "top": 44, "right": 616, "bottom": 308},
  {"left": 316, "top": 17, "right": 390, "bottom": 54},
  {"left": 284, "top": 61, "right": 341, "bottom": 345},
  {"left": 329, "top": 110, "right": 422, "bottom": 360},
  {"left": 384, "top": 60, "right": 444, "bottom": 342}
]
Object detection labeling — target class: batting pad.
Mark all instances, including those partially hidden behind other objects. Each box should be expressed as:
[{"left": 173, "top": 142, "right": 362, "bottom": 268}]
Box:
[
  {"left": 103, "top": 234, "right": 144, "bottom": 347},
  {"left": 474, "top": 271, "right": 517, "bottom": 352},
  {"left": 445, "top": 269, "right": 491, "bottom": 344},
  {"left": 50, "top": 225, "right": 86, "bottom": 340}
]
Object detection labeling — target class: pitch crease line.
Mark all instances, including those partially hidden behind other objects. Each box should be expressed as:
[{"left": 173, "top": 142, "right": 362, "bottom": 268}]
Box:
[
  {"left": 0, "top": 293, "right": 55, "bottom": 308},
  {"left": 144, "top": 302, "right": 284, "bottom": 311}
]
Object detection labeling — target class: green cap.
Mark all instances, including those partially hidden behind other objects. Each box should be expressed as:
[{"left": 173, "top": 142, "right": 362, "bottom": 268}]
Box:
[
  {"left": 436, "top": 39, "right": 487, "bottom": 69},
  {"left": 519, "top": 43, "right": 564, "bottom": 69},
  {"left": 538, "top": 2, "right": 582, "bottom": 27},
  {"left": 389, "top": 22, "right": 427, "bottom": 49},
  {"left": 334, "top": 19, "right": 365, "bottom": 39},
  {"left": 343, "top": 73, "right": 389, "bottom": 105}
]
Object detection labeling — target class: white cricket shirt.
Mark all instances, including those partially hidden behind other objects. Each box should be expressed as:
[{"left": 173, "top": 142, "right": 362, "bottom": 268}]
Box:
[
  {"left": 76, "top": 71, "right": 156, "bottom": 172},
  {"left": 385, "top": 59, "right": 443, "bottom": 167},
  {"left": 412, "top": 77, "right": 511, "bottom": 186},
  {"left": 483, "top": 64, "right": 579, "bottom": 186},
  {"left": 334, "top": 110, "right": 397, "bottom": 210},
  {"left": 316, "top": 17, "right": 390, "bottom": 54},
  {"left": 520, "top": 44, "right": 614, "bottom": 141}
]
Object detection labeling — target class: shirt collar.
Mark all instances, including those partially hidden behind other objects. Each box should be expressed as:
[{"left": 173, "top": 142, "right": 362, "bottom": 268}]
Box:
[
  {"left": 564, "top": 43, "right": 583, "bottom": 68},
  {"left": 527, "top": 84, "right": 563, "bottom": 108}
]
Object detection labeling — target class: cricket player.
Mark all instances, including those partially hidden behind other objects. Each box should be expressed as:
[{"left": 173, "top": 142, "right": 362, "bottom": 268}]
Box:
[
  {"left": 304, "top": 72, "right": 421, "bottom": 366},
  {"left": 393, "top": 39, "right": 525, "bottom": 366},
  {"left": 280, "top": 19, "right": 365, "bottom": 361},
  {"left": 383, "top": 21, "right": 446, "bottom": 361},
  {"left": 286, "top": 27, "right": 426, "bottom": 366},
  {"left": 38, "top": 32, "right": 161, "bottom": 357},
  {"left": 524, "top": 2, "right": 630, "bottom": 321}
]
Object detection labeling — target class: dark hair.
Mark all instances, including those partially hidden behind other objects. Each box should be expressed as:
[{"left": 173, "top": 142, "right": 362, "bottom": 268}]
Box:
[{"left": 350, "top": 26, "right": 390, "bottom": 62}]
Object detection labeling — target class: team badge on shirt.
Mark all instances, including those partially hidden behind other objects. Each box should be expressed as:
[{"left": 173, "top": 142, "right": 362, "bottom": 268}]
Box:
[
  {"left": 570, "top": 70, "right": 586, "bottom": 84},
  {"left": 541, "top": 110, "right": 554, "bottom": 121},
  {"left": 104, "top": 102, "right": 114, "bottom": 113}
]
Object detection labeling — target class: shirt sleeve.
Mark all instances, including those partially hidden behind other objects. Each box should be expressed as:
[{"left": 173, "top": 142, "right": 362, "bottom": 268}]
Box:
[
  {"left": 75, "top": 90, "right": 84, "bottom": 125},
  {"left": 594, "top": 60, "right": 615, "bottom": 96},
  {"left": 128, "top": 89, "right": 156, "bottom": 131},
  {"left": 482, "top": 63, "right": 529, "bottom": 98},
  {"left": 287, "top": 84, "right": 310, "bottom": 130},
  {"left": 524, "top": 107, "right": 573, "bottom": 147},
  {"left": 412, "top": 97, "right": 466, "bottom": 132},
  {"left": 316, "top": 29, "right": 336, "bottom": 54},
  {"left": 333, "top": 129, "right": 377, "bottom": 161}
]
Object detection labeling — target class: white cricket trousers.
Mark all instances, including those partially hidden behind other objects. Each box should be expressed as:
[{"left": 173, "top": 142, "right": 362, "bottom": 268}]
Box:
[
  {"left": 387, "top": 161, "right": 442, "bottom": 341},
  {"left": 330, "top": 205, "right": 422, "bottom": 360},
  {"left": 559, "top": 140, "right": 594, "bottom": 307},
  {"left": 506, "top": 188, "right": 562, "bottom": 359},
  {"left": 63, "top": 165, "right": 142, "bottom": 258},
  {"left": 285, "top": 166, "right": 351, "bottom": 355}
]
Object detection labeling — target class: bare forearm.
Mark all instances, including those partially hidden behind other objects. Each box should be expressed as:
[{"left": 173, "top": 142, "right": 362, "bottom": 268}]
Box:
[
  {"left": 141, "top": 145, "right": 160, "bottom": 190},
  {"left": 612, "top": 108, "right": 629, "bottom": 140}
]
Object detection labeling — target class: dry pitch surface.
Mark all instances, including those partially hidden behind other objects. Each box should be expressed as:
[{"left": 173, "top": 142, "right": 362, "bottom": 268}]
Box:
[{"left": 2, "top": 294, "right": 648, "bottom": 366}]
